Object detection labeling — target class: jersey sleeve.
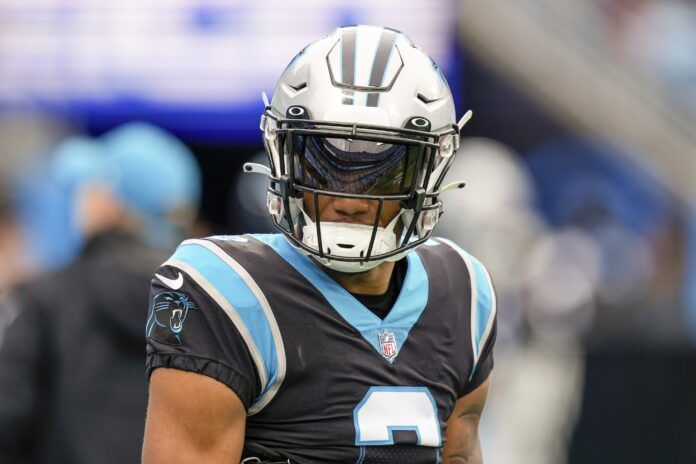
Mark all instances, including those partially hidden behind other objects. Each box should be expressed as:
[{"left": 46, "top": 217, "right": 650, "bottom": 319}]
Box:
[
  {"left": 435, "top": 237, "right": 498, "bottom": 398},
  {"left": 146, "top": 265, "right": 261, "bottom": 411},
  {"left": 459, "top": 259, "right": 498, "bottom": 398},
  {"left": 460, "top": 309, "right": 497, "bottom": 396}
]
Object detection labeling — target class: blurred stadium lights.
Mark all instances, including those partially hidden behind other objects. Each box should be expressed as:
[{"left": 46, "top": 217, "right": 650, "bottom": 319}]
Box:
[{"left": 0, "top": 0, "right": 459, "bottom": 142}]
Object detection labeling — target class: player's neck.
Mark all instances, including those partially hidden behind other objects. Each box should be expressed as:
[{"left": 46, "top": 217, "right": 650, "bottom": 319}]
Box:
[{"left": 322, "top": 260, "right": 395, "bottom": 296}]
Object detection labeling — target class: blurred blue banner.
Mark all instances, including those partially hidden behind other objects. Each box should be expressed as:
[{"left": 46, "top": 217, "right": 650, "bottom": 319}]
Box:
[{"left": 0, "top": 1, "right": 460, "bottom": 142}]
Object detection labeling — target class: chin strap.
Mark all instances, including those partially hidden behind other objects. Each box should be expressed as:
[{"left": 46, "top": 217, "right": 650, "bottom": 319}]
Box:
[
  {"left": 299, "top": 202, "right": 403, "bottom": 237},
  {"left": 299, "top": 204, "right": 406, "bottom": 273}
]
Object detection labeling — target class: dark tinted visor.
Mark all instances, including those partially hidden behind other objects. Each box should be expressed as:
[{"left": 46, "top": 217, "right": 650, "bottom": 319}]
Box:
[{"left": 289, "top": 134, "right": 424, "bottom": 195}]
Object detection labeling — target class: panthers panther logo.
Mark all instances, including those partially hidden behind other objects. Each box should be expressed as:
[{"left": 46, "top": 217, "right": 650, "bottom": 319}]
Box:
[{"left": 146, "top": 291, "right": 198, "bottom": 346}]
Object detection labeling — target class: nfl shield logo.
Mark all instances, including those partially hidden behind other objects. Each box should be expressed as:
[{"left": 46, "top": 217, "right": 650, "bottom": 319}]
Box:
[{"left": 378, "top": 330, "right": 398, "bottom": 361}]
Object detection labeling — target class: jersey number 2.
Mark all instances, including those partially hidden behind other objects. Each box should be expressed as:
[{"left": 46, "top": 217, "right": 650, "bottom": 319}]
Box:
[{"left": 353, "top": 387, "right": 441, "bottom": 446}]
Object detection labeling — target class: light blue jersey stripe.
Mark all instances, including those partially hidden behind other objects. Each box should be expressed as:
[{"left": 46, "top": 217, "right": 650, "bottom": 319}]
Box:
[
  {"left": 170, "top": 242, "right": 280, "bottom": 397},
  {"left": 468, "top": 253, "right": 495, "bottom": 358},
  {"left": 436, "top": 238, "right": 496, "bottom": 366},
  {"left": 252, "top": 234, "right": 429, "bottom": 363}
]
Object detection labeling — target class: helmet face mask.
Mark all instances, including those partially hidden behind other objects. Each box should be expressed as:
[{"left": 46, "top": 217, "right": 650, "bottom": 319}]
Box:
[{"left": 256, "top": 25, "right": 467, "bottom": 273}]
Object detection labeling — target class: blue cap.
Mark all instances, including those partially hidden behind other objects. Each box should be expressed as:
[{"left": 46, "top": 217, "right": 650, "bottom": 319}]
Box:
[
  {"left": 50, "top": 136, "right": 108, "bottom": 190},
  {"left": 101, "top": 122, "right": 201, "bottom": 217}
]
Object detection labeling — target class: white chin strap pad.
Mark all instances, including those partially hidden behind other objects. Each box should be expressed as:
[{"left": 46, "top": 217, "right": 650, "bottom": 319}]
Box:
[{"left": 301, "top": 212, "right": 402, "bottom": 273}]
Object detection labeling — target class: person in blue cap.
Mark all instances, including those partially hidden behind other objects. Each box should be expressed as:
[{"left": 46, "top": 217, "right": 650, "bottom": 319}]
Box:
[
  {"left": 101, "top": 122, "right": 202, "bottom": 251},
  {"left": 0, "top": 123, "right": 201, "bottom": 464}
]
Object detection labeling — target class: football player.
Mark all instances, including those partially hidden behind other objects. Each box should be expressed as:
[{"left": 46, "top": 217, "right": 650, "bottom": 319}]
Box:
[{"left": 143, "top": 25, "right": 497, "bottom": 464}]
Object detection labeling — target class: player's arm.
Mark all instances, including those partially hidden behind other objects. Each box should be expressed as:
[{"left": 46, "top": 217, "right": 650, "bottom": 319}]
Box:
[
  {"left": 142, "top": 368, "right": 246, "bottom": 464},
  {"left": 442, "top": 377, "right": 491, "bottom": 464}
]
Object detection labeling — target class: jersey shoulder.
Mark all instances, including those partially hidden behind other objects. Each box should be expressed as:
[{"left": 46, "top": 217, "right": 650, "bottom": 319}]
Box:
[
  {"left": 429, "top": 236, "right": 497, "bottom": 308},
  {"left": 417, "top": 237, "right": 497, "bottom": 361},
  {"left": 160, "top": 234, "right": 281, "bottom": 277},
  {"left": 148, "top": 234, "right": 286, "bottom": 412},
  {"left": 429, "top": 238, "right": 498, "bottom": 365},
  {"left": 416, "top": 237, "right": 494, "bottom": 290},
  {"left": 149, "top": 234, "right": 279, "bottom": 336}
]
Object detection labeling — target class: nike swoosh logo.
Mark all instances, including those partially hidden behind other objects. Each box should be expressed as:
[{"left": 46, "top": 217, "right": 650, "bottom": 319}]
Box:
[{"left": 156, "top": 272, "right": 184, "bottom": 290}]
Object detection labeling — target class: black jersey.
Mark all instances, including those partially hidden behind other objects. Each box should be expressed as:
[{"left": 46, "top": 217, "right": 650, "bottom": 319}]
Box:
[{"left": 146, "top": 234, "right": 496, "bottom": 464}]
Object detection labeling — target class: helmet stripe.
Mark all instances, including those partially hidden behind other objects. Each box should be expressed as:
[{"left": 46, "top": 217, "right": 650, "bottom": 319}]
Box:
[
  {"left": 366, "top": 28, "right": 399, "bottom": 107},
  {"left": 341, "top": 27, "right": 357, "bottom": 87}
]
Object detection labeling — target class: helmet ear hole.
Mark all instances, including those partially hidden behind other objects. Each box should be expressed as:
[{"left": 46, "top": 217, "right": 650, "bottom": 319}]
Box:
[
  {"left": 287, "top": 106, "right": 308, "bottom": 118},
  {"left": 405, "top": 117, "right": 431, "bottom": 131}
]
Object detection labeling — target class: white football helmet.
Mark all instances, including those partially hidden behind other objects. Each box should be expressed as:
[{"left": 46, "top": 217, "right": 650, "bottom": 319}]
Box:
[{"left": 249, "top": 25, "right": 471, "bottom": 273}]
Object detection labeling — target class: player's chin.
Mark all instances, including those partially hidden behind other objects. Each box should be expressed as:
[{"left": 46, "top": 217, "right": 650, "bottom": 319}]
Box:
[{"left": 316, "top": 257, "right": 388, "bottom": 276}]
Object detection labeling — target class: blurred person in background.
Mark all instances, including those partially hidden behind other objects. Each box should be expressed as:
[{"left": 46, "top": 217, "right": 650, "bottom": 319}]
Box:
[
  {"left": 438, "top": 138, "right": 588, "bottom": 464},
  {"left": 537, "top": 138, "right": 691, "bottom": 464},
  {"left": 438, "top": 134, "right": 683, "bottom": 464},
  {"left": 525, "top": 137, "right": 679, "bottom": 346},
  {"left": 0, "top": 114, "right": 71, "bottom": 347},
  {"left": 0, "top": 113, "right": 71, "bottom": 281},
  {"left": 0, "top": 122, "right": 201, "bottom": 464}
]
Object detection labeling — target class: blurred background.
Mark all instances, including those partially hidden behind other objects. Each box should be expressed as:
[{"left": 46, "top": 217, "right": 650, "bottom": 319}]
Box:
[{"left": 0, "top": 1, "right": 695, "bottom": 463}]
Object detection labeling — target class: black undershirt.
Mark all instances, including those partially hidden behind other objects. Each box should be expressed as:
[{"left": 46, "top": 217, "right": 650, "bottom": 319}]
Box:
[{"left": 351, "top": 259, "right": 407, "bottom": 320}]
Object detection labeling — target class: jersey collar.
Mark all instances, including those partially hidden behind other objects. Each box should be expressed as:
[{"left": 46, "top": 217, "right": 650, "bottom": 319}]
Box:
[{"left": 252, "top": 234, "right": 429, "bottom": 363}]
